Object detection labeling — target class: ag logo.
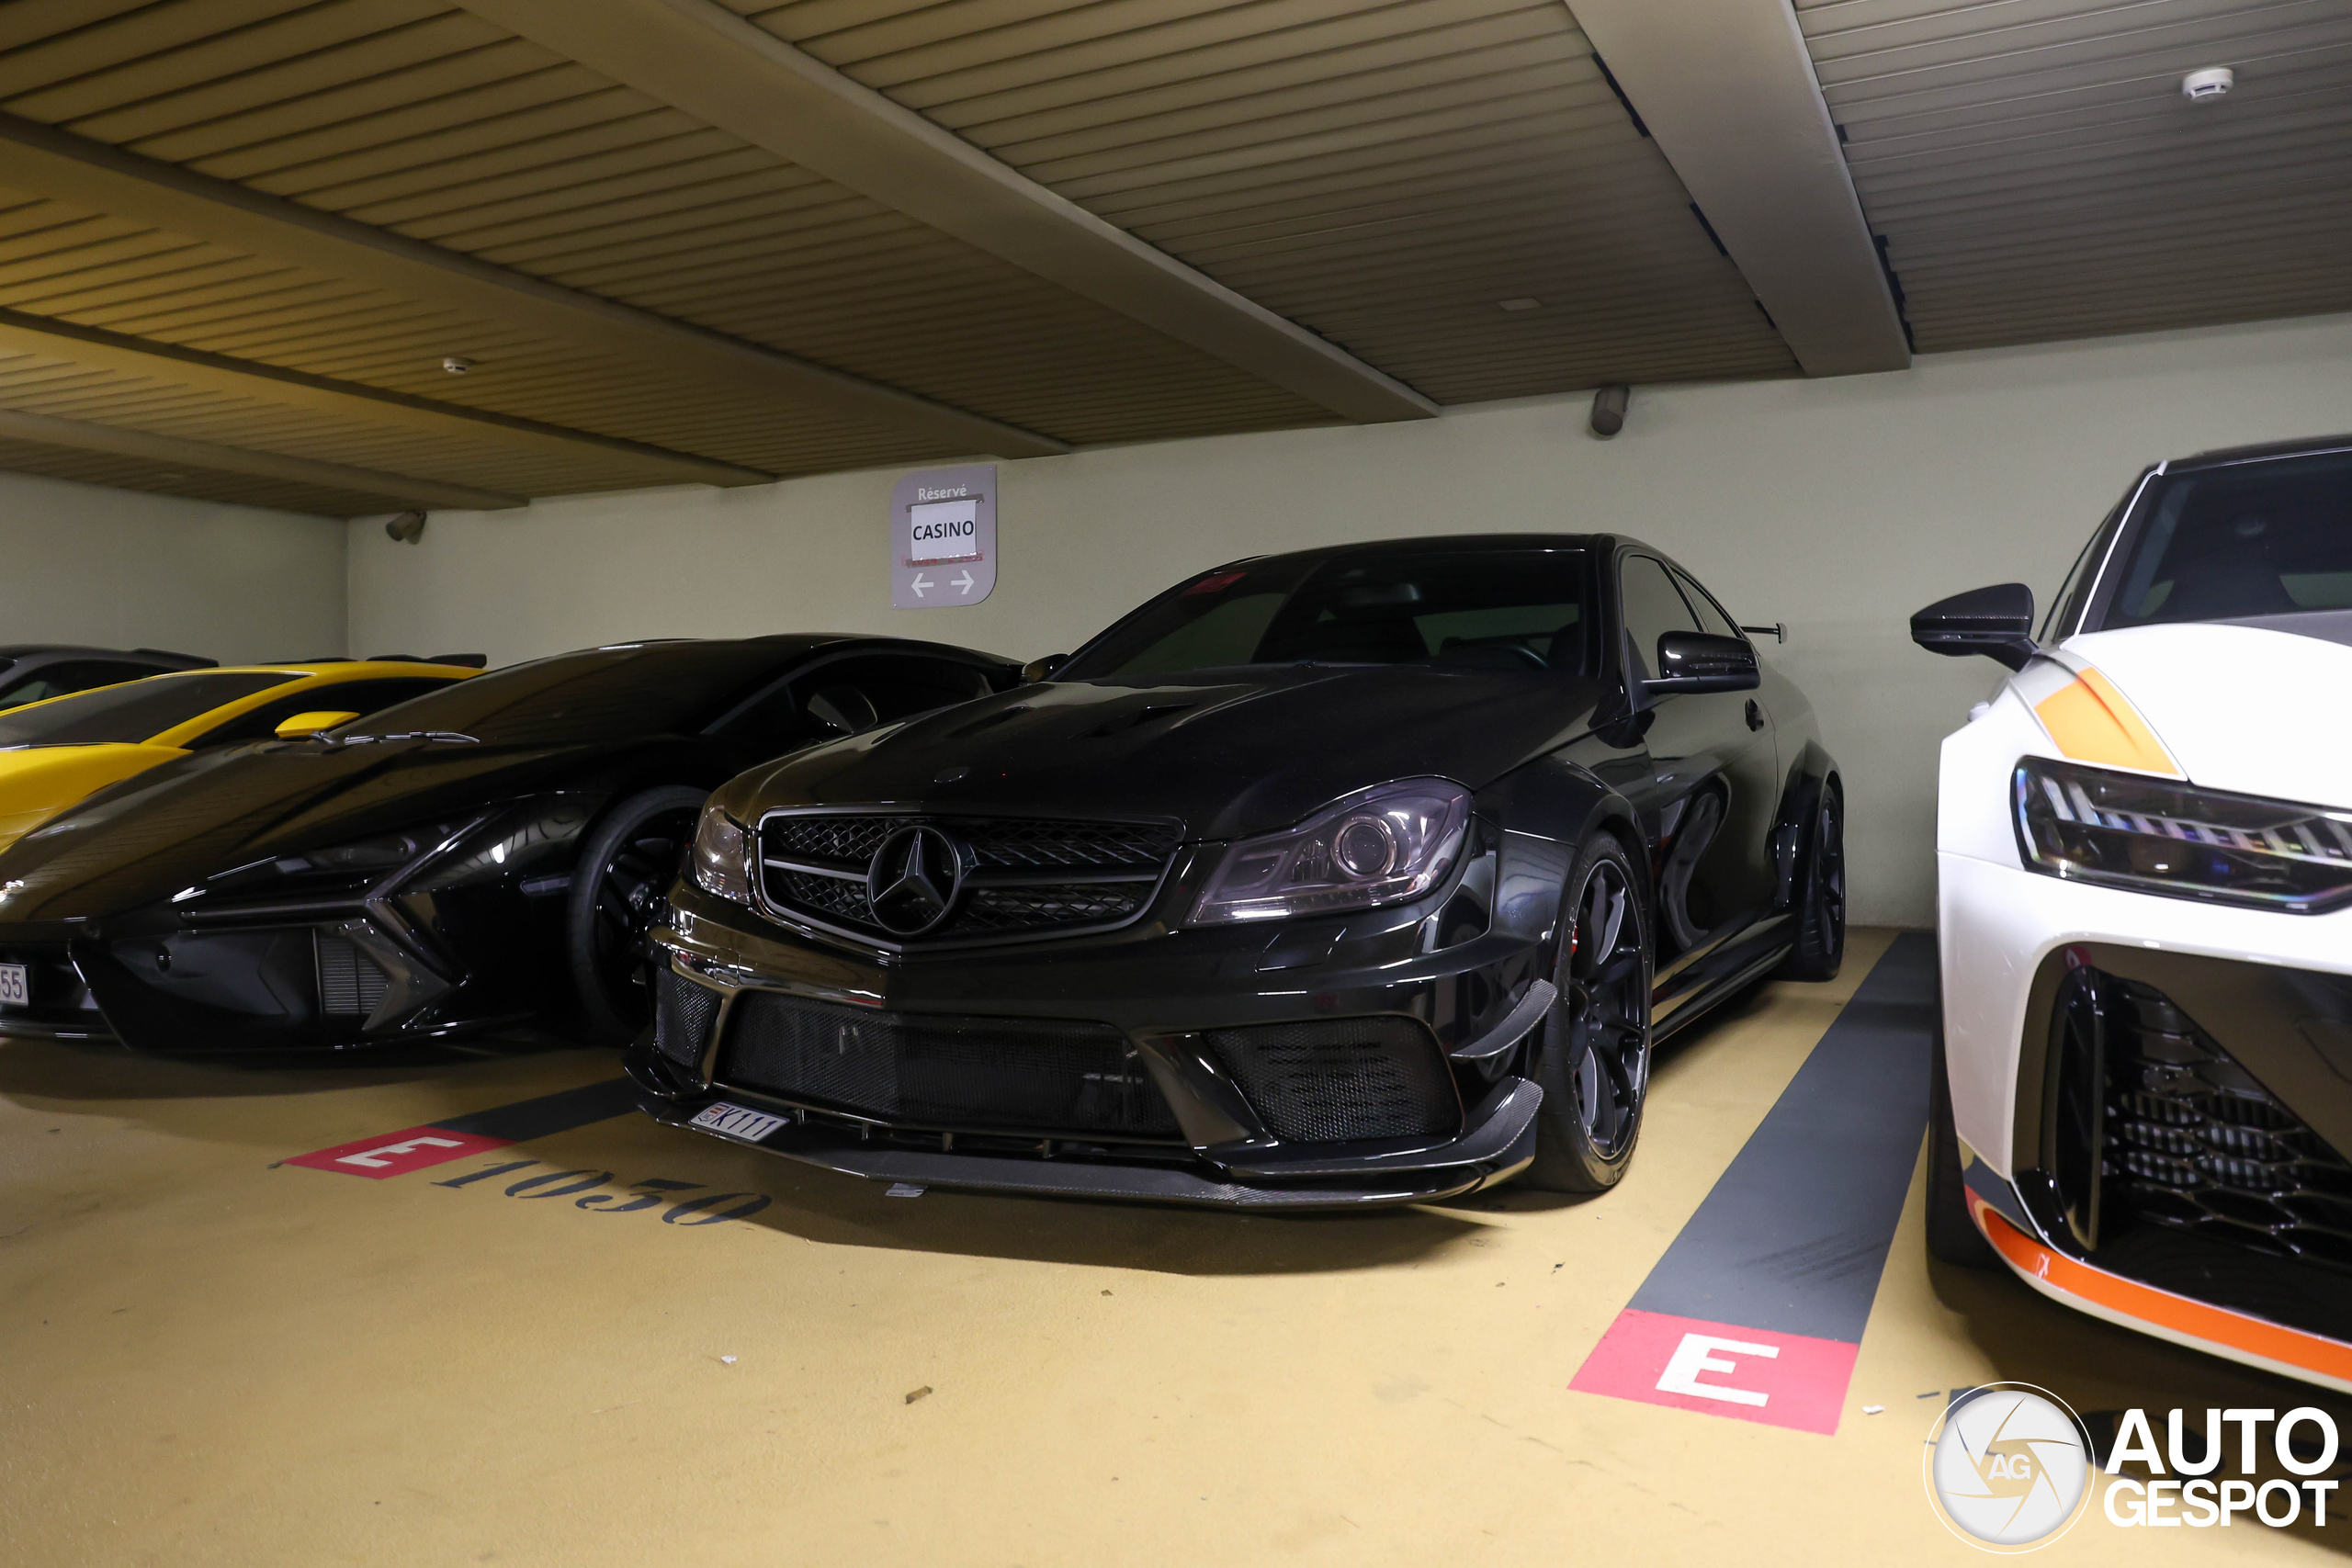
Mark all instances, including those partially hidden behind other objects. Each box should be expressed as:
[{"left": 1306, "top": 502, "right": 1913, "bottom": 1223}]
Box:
[{"left": 1924, "top": 1383, "right": 2093, "bottom": 1551}]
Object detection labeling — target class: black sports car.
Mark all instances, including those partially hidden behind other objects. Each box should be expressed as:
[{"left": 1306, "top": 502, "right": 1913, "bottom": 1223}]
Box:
[
  {"left": 0, "top": 643, "right": 215, "bottom": 709},
  {"left": 0, "top": 636, "right": 1013, "bottom": 1053},
  {"left": 635, "top": 535, "right": 1845, "bottom": 1208}
]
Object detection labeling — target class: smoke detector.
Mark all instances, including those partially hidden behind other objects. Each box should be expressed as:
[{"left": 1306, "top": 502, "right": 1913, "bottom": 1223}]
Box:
[
  {"left": 2181, "top": 67, "right": 2233, "bottom": 101},
  {"left": 441, "top": 355, "right": 474, "bottom": 375}
]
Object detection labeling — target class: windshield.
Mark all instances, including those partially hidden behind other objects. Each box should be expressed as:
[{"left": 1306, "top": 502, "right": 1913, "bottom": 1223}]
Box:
[
  {"left": 2095, "top": 449, "right": 2352, "bottom": 630},
  {"left": 1059, "top": 549, "right": 1589, "bottom": 680},
  {"left": 0, "top": 671, "right": 299, "bottom": 748},
  {"left": 337, "top": 642, "right": 801, "bottom": 745}
]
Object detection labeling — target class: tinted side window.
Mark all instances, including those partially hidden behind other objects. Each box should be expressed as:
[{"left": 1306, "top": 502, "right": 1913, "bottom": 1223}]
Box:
[
  {"left": 0, "top": 660, "right": 155, "bottom": 709},
  {"left": 188, "top": 678, "right": 464, "bottom": 748},
  {"left": 1621, "top": 557, "right": 1700, "bottom": 679},
  {"left": 1670, "top": 570, "right": 1744, "bottom": 641},
  {"left": 717, "top": 655, "right": 996, "bottom": 751}
]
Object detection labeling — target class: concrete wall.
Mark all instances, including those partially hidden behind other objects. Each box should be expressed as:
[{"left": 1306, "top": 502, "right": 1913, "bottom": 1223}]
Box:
[
  {"left": 347, "top": 311, "right": 2352, "bottom": 927},
  {"left": 0, "top": 469, "right": 345, "bottom": 663}
]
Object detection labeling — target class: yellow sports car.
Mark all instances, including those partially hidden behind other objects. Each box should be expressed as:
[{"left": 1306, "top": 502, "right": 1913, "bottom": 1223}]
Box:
[{"left": 0, "top": 660, "right": 479, "bottom": 851}]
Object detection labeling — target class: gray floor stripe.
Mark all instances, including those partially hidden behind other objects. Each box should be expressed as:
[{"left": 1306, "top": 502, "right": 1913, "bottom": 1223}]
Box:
[{"left": 1625, "top": 931, "right": 1939, "bottom": 1343}]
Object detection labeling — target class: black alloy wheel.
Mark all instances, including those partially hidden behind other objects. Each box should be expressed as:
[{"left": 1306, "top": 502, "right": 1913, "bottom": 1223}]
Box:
[
  {"left": 1927, "top": 1025, "right": 2001, "bottom": 1268},
  {"left": 1522, "top": 833, "right": 1656, "bottom": 1192},
  {"left": 567, "top": 784, "right": 708, "bottom": 1046},
  {"left": 1780, "top": 784, "right": 1846, "bottom": 981}
]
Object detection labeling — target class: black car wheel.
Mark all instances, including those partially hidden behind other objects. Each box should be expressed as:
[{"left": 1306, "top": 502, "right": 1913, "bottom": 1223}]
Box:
[
  {"left": 1780, "top": 783, "right": 1845, "bottom": 981},
  {"left": 1928, "top": 1024, "right": 2001, "bottom": 1268},
  {"left": 1522, "top": 833, "right": 1656, "bottom": 1192},
  {"left": 567, "top": 784, "right": 707, "bottom": 1046}
]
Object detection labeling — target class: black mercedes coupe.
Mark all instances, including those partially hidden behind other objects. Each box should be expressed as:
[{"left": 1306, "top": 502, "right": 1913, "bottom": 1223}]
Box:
[
  {"left": 636, "top": 536, "right": 1845, "bottom": 1208},
  {"left": 0, "top": 636, "right": 1013, "bottom": 1053}
]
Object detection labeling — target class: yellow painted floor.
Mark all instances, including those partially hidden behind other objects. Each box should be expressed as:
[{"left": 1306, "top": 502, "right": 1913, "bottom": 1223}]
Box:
[{"left": 1, "top": 928, "right": 2342, "bottom": 1564}]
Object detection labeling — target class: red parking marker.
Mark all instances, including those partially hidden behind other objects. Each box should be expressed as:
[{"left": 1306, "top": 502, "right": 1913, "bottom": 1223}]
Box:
[
  {"left": 1569, "top": 1308, "right": 1860, "bottom": 1435},
  {"left": 285, "top": 1125, "right": 514, "bottom": 1179}
]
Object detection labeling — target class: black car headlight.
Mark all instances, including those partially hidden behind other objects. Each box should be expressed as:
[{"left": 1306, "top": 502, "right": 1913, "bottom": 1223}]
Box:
[
  {"left": 1188, "top": 779, "right": 1471, "bottom": 926},
  {"left": 689, "top": 806, "right": 752, "bottom": 903},
  {"left": 2015, "top": 757, "right": 2352, "bottom": 913}
]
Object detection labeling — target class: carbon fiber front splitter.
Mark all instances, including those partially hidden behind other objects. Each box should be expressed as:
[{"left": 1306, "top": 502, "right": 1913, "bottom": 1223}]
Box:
[{"left": 628, "top": 1055, "right": 1543, "bottom": 1211}]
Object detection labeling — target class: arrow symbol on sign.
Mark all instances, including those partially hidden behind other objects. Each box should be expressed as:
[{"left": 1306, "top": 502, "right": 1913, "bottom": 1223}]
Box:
[
  {"left": 952, "top": 570, "right": 976, "bottom": 594},
  {"left": 910, "top": 573, "right": 931, "bottom": 598}
]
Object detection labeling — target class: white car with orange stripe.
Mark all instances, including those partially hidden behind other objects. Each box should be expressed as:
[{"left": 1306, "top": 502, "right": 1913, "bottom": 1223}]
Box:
[{"left": 1915, "top": 434, "right": 2352, "bottom": 1392}]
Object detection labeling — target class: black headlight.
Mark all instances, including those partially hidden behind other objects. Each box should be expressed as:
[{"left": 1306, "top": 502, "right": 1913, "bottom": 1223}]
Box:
[{"left": 2014, "top": 757, "right": 2352, "bottom": 913}]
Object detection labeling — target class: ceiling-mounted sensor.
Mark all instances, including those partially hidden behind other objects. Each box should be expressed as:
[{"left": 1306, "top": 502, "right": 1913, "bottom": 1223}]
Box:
[
  {"left": 441, "top": 355, "right": 474, "bottom": 375},
  {"left": 2181, "top": 66, "right": 2233, "bottom": 101}
]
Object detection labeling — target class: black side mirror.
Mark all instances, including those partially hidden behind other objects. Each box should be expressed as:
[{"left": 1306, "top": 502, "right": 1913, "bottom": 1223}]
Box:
[
  {"left": 1646, "top": 631, "right": 1759, "bottom": 694},
  {"left": 1022, "top": 654, "right": 1069, "bottom": 683},
  {"left": 1912, "top": 583, "right": 2036, "bottom": 671}
]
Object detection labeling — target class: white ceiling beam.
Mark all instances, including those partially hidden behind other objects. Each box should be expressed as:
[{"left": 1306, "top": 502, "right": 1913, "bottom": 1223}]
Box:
[
  {"left": 0, "top": 406, "right": 526, "bottom": 512},
  {"left": 457, "top": 0, "right": 1439, "bottom": 424},
  {"left": 0, "top": 112, "right": 1068, "bottom": 460},
  {"left": 0, "top": 308, "right": 771, "bottom": 490},
  {"left": 1566, "top": 0, "right": 1910, "bottom": 377}
]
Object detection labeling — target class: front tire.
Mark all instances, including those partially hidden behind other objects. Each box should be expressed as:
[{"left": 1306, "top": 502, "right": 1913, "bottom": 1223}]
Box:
[
  {"left": 1780, "top": 782, "right": 1845, "bottom": 981},
  {"left": 1521, "top": 833, "right": 1656, "bottom": 1192},
  {"left": 566, "top": 784, "right": 707, "bottom": 1046}
]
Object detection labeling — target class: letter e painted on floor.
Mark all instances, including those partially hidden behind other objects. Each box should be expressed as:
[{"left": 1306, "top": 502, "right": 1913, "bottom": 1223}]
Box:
[
  {"left": 285, "top": 1124, "right": 514, "bottom": 1179},
  {"left": 1570, "top": 1308, "right": 1860, "bottom": 1434}
]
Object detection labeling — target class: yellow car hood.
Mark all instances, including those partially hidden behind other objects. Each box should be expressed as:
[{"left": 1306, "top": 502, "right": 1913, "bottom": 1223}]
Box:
[{"left": 0, "top": 742, "right": 184, "bottom": 852}]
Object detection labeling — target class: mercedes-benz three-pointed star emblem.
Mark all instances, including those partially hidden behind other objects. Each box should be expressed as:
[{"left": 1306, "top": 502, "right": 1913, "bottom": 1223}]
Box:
[{"left": 865, "top": 824, "right": 964, "bottom": 935}]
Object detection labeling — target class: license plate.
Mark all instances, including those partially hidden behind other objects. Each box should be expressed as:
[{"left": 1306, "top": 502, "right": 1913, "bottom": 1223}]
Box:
[
  {"left": 0, "top": 963, "right": 27, "bottom": 1007},
  {"left": 689, "top": 1101, "right": 786, "bottom": 1144}
]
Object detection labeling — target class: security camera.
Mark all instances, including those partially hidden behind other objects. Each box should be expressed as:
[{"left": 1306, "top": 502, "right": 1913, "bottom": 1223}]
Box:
[
  {"left": 2181, "top": 67, "right": 2233, "bottom": 101},
  {"left": 385, "top": 511, "right": 427, "bottom": 545},
  {"left": 1589, "top": 384, "right": 1631, "bottom": 438}
]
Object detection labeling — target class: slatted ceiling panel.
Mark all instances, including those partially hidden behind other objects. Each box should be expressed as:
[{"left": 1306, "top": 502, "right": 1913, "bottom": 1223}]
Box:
[
  {"left": 726, "top": 0, "right": 1792, "bottom": 400},
  {"left": 1, "top": 1, "right": 1338, "bottom": 459},
  {"left": 0, "top": 431, "right": 438, "bottom": 516},
  {"left": 0, "top": 348, "right": 664, "bottom": 497},
  {"left": 1801, "top": 0, "right": 2352, "bottom": 354}
]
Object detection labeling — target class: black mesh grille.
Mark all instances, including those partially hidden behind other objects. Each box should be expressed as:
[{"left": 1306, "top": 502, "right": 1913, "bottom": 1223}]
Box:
[
  {"left": 757, "top": 812, "right": 1179, "bottom": 943},
  {"left": 1206, "top": 1018, "right": 1459, "bottom": 1144},
  {"left": 314, "top": 933, "right": 389, "bottom": 1017},
  {"left": 2097, "top": 977, "right": 2352, "bottom": 1271},
  {"left": 655, "top": 971, "right": 721, "bottom": 1070},
  {"left": 718, "top": 990, "right": 1182, "bottom": 1139}
]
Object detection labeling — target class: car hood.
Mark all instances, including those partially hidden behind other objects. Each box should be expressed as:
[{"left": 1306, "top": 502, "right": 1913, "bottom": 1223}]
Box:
[
  {"left": 719, "top": 665, "right": 1611, "bottom": 840},
  {"left": 0, "top": 737, "right": 645, "bottom": 923},
  {"left": 2054, "top": 623, "right": 2352, "bottom": 809}
]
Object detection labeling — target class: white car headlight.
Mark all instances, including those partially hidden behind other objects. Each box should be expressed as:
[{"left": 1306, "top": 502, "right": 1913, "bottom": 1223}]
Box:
[
  {"left": 1188, "top": 779, "right": 1471, "bottom": 926},
  {"left": 689, "top": 806, "right": 752, "bottom": 903},
  {"left": 2015, "top": 757, "right": 2352, "bottom": 913}
]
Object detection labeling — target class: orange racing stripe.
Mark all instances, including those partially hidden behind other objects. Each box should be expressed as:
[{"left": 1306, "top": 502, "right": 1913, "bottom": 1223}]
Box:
[
  {"left": 2031, "top": 666, "right": 2180, "bottom": 775},
  {"left": 1973, "top": 1196, "right": 2352, "bottom": 1385}
]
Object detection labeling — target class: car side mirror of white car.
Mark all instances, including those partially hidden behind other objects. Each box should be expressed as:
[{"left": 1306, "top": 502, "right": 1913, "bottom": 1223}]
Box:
[{"left": 1912, "top": 583, "right": 2037, "bottom": 671}]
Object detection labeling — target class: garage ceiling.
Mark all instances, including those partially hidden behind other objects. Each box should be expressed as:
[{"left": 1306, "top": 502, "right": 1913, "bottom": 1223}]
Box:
[{"left": 0, "top": 0, "right": 2339, "bottom": 517}]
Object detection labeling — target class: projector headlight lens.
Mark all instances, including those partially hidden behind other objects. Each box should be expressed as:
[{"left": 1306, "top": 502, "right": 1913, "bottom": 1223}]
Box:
[
  {"left": 1190, "top": 779, "right": 1470, "bottom": 925},
  {"left": 2014, "top": 757, "right": 2352, "bottom": 913}
]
